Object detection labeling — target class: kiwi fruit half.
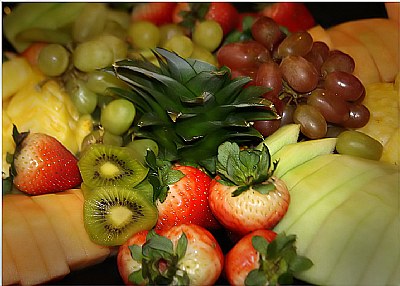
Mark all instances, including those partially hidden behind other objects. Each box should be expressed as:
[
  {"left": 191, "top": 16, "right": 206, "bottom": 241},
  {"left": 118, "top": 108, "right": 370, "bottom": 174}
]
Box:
[
  {"left": 78, "top": 144, "right": 148, "bottom": 189},
  {"left": 83, "top": 185, "right": 158, "bottom": 246}
]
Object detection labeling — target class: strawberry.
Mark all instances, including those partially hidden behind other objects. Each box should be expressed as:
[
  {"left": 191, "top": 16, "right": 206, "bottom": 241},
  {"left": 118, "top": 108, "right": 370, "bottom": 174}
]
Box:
[
  {"left": 117, "top": 224, "right": 224, "bottom": 286},
  {"left": 173, "top": 2, "right": 239, "bottom": 35},
  {"left": 145, "top": 152, "right": 220, "bottom": 232},
  {"left": 21, "top": 42, "right": 48, "bottom": 66},
  {"left": 131, "top": 2, "right": 177, "bottom": 26},
  {"left": 225, "top": 229, "right": 313, "bottom": 286},
  {"left": 260, "top": 2, "right": 316, "bottom": 32},
  {"left": 209, "top": 141, "right": 290, "bottom": 236},
  {"left": 10, "top": 125, "right": 82, "bottom": 195}
]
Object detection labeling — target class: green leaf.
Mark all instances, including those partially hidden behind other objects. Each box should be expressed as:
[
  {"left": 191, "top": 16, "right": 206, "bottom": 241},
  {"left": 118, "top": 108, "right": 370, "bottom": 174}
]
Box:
[
  {"left": 288, "top": 255, "right": 313, "bottom": 273},
  {"left": 175, "top": 232, "right": 188, "bottom": 260},
  {"left": 128, "top": 269, "right": 146, "bottom": 285},
  {"left": 251, "top": 235, "right": 270, "bottom": 256},
  {"left": 142, "top": 234, "right": 174, "bottom": 257},
  {"left": 245, "top": 269, "right": 268, "bottom": 286},
  {"left": 155, "top": 48, "right": 197, "bottom": 83},
  {"left": 129, "top": 244, "right": 143, "bottom": 262}
]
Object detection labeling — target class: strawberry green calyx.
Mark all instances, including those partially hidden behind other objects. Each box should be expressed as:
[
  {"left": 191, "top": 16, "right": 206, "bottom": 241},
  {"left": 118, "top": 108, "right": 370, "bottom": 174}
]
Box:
[
  {"left": 216, "top": 141, "right": 279, "bottom": 196},
  {"left": 128, "top": 230, "right": 190, "bottom": 285},
  {"left": 246, "top": 233, "right": 313, "bottom": 286}
]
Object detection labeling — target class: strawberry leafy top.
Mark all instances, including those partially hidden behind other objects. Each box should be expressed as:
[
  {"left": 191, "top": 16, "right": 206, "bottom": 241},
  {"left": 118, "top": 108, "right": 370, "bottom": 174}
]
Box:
[
  {"left": 216, "top": 141, "right": 278, "bottom": 196},
  {"left": 128, "top": 230, "right": 189, "bottom": 285},
  {"left": 246, "top": 232, "right": 313, "bottom": 286}
]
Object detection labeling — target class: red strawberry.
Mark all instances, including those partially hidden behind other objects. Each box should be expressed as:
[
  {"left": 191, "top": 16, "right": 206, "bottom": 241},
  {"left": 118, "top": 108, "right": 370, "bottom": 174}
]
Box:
[
  {"left": 208, "top": 141, "right": 290, "bottom": 236},
  {"left": 117, "top": 224, "right": 224, "bottom": 286},
  {"left": 261, "top": 2, "right": 316, "bottom": 32},
  {"left": 155, "top": 165, "right": 220, "bottom": 231},
  {"left": 131, "top": 2, "right": 177, "bottom": 26},
  {"left": 205, "top": 2, "right": 239, "bottom": 35},
  {"left": 10, "top": 126, "right": 82, "bottom": 195},
  {"left": 21, "top": 42, "right": 48, "bottom": 66},
  {"left": 145, "top": 153, "right": 220, "bottom": 231},
  {"left": 225, "top": 229, "right": 313, "bottom": 286},
  {"left": 173, "top": 2, "right": 239, "bottom": 35}
]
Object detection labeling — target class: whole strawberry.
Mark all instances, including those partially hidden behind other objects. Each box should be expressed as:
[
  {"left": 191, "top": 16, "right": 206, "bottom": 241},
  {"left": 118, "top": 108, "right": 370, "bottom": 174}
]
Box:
[
  {"left": 11, "top": 125, "right": 82, "bottom": 195},
  {"left": 131, "top": 2, "right": 177, "bottom": 26},
  {"left": 145, "top": 151, "right": 220, "bottom": 232},
  {"left": 209, "top": 141, "right": 290, "bottom": 236}
]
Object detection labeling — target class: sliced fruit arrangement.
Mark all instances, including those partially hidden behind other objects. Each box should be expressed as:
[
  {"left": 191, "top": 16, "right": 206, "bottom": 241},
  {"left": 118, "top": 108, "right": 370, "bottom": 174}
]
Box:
[
  {"left": 2, "top": 189, "right": 112, "bottom": 285},
  {"left": 2, "top": 2, "right": 399, "bottom": 286}
]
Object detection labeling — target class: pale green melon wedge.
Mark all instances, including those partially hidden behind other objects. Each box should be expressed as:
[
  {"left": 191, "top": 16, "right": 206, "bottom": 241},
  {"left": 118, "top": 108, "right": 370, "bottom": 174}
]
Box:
[
  {"left": 256, "top": 124, "right": 301, "bottom": 156},
  {"left": 274, "top": 154, "right": 399, "bottom": 286},
  {"left": 272, "top": 137, "right": 337, "bottom": 178}
]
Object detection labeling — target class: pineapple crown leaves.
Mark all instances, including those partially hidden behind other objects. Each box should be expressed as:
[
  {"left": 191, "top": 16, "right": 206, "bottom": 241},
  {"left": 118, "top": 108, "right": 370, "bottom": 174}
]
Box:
[
  {"left": 216, "top": 141, "right": 279, "bottom": 196},
  {"left": 110, "top": 48, "right": 279, "bottom": 168},
  {"left": 128, "top": 230, "right": 190, "bottom": 285},
  {"left": 245, "top": 232, "right": 313, "bottom": 286}
]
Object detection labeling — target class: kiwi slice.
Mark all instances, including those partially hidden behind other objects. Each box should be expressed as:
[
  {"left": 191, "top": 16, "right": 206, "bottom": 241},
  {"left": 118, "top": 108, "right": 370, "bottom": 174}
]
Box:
[
  {"left": 78, "top": 144, "right": 148, "bottom": 189},
  {"left": 83, "top": 186, "right": 158, "bottom": 246}
]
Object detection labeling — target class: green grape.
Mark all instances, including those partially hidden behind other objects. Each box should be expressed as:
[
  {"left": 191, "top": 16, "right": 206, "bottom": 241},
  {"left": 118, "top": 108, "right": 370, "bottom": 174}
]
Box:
[
  {"left": 86, "top": 70, "right": 130, "bottom": 95},
  {"left": 103, "top": 20, "right": 128, "bottom": 40},
  {"left": 163, "top": 35, "right": 194, "bottom": 59},
  {"left": 126, "top": 139, "right": 159, "bottom": 164},
  {"left": 128, "top": 21, "right": 160, "bottom": 50},
  {"left": 80, "top": 129, "right": 123, "bottom": 152},
  {"left": 190, "top": 45, "right": 218, "bottom": 66},
  {"left": 106, "top": 9, "right": 130, "bottom": 30},
  {"left": 336, "top": 130, "right": 383, "bottom": 161},
  {"left": 159, "top": 23, "right": 186, "bottom": 46},
  {"left": 103, "top": 130, "right": 123, "bottom": 146},
  {"left": 72, "top": 3, "right": 108, "bottom": 43},
  {"left": 100, "top": 98, "right": 136, "bottom": 136},
  {"left": 37, "top": 43, "right": 69, "bottom": 77},
  {"left": 66, "top": 79, "right": 98, "bottom": 115},
  {"left": 94, "top": 34, "right": 128, "bottom": 61},
  {"left": 73, "top": 40, "right": 114, "bottom": 72},
  {"left": 192, "top": 20, "right": 223, "bottom": 52}
]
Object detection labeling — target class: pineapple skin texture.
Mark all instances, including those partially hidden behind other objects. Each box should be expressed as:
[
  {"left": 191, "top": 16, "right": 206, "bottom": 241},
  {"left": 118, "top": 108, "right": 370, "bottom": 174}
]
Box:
[
  {"left": 357, "top": 73, "right": 400, "bottom": 165},
  {"left": 2, "top": 59, "right": 93, "bottom": 176}
]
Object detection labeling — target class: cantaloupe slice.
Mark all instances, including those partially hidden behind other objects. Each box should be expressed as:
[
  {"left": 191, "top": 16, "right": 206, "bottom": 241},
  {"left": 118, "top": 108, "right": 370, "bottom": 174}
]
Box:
[
  {"left": 3, "top": 195, "right": 50, "bottom": 285},
  {"left": 32, "top": 193, "right": 89, "bottom": 271},
  {"left": 11, "top": 194, "right": 71, "bottom": 282},
  {"left": 327, "top": 29, "right": 381, "bottom": 85},
  {"left": 307, "top": 25, "right": 333, "bottom": 49},
  {"left": 54, "top": 192, "right": 112, "bottom": 268},
  {"left": 333, "top": 20, "right": 398, "bottom": 83},
  {"left": 2, "top": 235, "right": 20, "bottom": 285}
]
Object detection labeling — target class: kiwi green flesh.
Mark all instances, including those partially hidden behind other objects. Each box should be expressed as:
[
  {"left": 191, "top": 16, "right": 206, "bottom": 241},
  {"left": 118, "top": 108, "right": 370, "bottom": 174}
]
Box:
[
  {"left": 78, "top": 144, "right": 149, "bottom": 189},
  {"left": 83, "top": 186, "right": 158, "bottom": 246}
]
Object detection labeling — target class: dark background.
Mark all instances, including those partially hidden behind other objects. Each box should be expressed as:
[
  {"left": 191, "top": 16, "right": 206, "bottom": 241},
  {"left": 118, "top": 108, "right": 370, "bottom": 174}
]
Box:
[{"left": 3, "top": 2, "right": 388, "bottom": 286}]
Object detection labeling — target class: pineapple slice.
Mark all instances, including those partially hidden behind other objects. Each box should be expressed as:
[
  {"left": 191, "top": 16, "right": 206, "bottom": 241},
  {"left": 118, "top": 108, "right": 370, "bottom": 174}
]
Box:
[
  {"left": 2, "top": 57, "right": 35, "bottom": 100},
  {"left": 2, "top": 68, "right": 94, "bottom": 176},
  {"left": 356, "top": 74, "right": 399, "bottom": 165}
]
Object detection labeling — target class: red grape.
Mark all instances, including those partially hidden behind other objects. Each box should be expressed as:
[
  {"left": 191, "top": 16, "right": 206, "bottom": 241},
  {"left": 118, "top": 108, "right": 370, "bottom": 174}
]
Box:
[
  {"left": 342, "top": 103, "right": 370, "bottom": 128},
  {"left": 321, "top": 50, "right": 355, "bottom": 77},
  {"left": 251, "top": 16, "right": 283, "bottom": 51},
  {"left": 306, "top": 88, "right": 350, "bottom": 124},
  {"left": 255, "top": 61, "right": 283, "bottom": 98},
  {"left": 324, "top": 71, "right": 365, "bottom": 102},
  {"left": 277, "top": 31, "right": 313, "bottom": 58},
  {"left": 280, "top": 55, "right": 319, "bottom": 93},
  {"left": 304, "top": 41, "right": 330, "bottom": 74},
  {"left": 293, "top": 104, "right": 327, "bottom": 139},
  {"left": 217, "top": 41, "right": 271, "bottom": 70}
]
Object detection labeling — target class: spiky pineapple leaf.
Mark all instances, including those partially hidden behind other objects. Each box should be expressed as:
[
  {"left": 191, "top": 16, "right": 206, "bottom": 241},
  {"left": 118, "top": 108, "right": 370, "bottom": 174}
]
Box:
[{"left": 155, "top": 48, "right": 197, "bottom": 83}]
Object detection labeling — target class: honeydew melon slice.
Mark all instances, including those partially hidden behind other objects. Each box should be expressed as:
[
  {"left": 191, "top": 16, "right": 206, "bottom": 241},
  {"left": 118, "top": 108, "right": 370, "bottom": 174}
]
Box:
[
  {"left": 256, "top": 123, "right": 301, "bottom": 156},
  {"left": 274, "top": 154, "right": 399, "bottom": 286},
  {"left": 272, "top": 137, "right": 337, "bottom": 178}
]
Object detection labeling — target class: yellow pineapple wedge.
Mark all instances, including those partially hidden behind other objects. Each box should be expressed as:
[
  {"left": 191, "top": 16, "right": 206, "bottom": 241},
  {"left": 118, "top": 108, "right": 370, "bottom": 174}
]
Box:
[
  {"left": 2, "top": 60, "right": 93, "bottom": 177},
  {"left": 356, "top": 73, "right": 400, "bottom": 165}
]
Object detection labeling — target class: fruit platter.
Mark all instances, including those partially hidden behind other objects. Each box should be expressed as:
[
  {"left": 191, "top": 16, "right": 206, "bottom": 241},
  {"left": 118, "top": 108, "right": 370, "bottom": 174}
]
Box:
[{"left": 2, "top": 2, "right": 399, "bottom": 285}]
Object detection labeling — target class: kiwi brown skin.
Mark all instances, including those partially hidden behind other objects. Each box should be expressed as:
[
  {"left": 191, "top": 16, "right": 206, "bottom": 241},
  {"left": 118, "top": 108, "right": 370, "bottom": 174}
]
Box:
[
  {"left": 78, "top": 144, "right": 149, "bottom": 189},
  {"left": 83, "top": 186, "right": 158, "bottom": 246}
]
